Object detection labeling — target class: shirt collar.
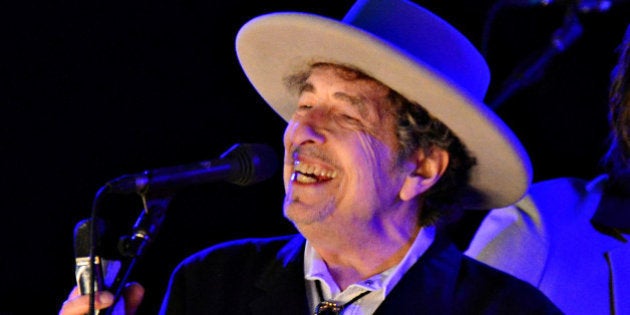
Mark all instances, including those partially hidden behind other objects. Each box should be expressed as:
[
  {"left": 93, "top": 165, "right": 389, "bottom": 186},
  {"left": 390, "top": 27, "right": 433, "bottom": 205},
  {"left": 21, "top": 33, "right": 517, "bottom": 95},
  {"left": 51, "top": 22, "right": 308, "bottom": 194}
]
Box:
[{"left": 304, "top": 225, "right": 436, "bottom": 298}]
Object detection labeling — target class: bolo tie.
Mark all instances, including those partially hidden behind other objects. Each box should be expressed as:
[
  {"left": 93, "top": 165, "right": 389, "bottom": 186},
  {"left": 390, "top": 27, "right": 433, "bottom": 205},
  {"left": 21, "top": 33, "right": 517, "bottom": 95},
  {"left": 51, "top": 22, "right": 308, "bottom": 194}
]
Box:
[{"left": 314, "top": 280, "right": 372, "bottom": 315}]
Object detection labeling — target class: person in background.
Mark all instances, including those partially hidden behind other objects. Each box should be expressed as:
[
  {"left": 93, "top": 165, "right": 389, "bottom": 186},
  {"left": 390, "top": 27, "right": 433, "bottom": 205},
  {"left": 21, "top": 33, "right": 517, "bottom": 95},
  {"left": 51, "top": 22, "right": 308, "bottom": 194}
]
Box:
[
  {"left": 60, "top": 0, "right": 561, "bottom": 314},
  {"left": 466, "top": 22, "right": 630, "bottom": 315}
]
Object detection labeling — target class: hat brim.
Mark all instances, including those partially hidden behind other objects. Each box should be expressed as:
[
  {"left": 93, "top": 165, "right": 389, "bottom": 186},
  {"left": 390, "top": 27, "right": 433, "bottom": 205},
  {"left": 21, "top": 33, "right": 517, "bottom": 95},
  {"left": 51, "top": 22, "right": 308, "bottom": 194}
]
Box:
[{"left": 236, "top": 12, "right": 532, "bottom": 209}]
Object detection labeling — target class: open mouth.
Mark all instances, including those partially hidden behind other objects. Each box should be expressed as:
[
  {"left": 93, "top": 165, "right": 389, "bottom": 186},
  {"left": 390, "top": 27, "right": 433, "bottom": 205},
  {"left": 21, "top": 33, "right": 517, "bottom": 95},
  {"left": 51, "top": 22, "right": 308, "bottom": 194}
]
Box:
[{"left": 292, "top": 161, "right": 338, "bottom": 184}]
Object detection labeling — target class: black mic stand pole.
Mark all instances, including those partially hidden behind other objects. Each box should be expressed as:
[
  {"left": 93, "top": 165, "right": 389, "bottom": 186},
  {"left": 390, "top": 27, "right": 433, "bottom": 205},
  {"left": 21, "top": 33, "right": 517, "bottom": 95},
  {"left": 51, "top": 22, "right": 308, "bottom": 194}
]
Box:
[
  {"left": 489, "top": 3, "right": 584, "bottom": 109},
  {"left": 102, "top": 192, "right": 173, "bottom": 315}
]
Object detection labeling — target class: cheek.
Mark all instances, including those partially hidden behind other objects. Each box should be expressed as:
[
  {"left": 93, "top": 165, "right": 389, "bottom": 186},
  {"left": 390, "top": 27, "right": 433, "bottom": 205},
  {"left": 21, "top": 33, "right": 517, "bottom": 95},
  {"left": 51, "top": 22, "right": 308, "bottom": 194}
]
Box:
[{"left": 351, "top": 132, "right": 397, "bottom": 183}]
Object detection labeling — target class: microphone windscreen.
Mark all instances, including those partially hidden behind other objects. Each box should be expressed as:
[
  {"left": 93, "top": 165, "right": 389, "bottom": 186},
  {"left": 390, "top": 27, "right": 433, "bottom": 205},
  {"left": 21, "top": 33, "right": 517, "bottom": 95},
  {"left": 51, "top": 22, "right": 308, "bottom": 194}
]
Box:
[
  {"left": 73, "top": 218, "right": 106, "bottom": 257},
  {"left": 221, "top": 143, "right": 280, "bottom": 186}
]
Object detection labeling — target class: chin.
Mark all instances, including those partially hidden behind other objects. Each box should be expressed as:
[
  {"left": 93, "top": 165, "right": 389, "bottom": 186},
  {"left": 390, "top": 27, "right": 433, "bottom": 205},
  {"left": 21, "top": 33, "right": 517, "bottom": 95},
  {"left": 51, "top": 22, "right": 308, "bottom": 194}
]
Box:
[{"left": 283, "top": 200, "right": 330, "bottom": 226}]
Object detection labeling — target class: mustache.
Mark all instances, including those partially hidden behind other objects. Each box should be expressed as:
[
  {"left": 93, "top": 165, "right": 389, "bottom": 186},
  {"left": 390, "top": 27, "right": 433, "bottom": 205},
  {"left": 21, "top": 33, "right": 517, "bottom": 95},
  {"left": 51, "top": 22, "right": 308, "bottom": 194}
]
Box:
[{"left": 287, "top": 146, "right": 338, "bottom": 167}]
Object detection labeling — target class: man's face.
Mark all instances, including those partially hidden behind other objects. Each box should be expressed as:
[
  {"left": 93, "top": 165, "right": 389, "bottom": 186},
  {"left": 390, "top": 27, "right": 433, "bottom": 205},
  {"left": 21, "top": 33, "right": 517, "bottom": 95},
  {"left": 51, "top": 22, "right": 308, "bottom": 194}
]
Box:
[{"left": 282, "top": 65, "right": 413, "bottom": 231}]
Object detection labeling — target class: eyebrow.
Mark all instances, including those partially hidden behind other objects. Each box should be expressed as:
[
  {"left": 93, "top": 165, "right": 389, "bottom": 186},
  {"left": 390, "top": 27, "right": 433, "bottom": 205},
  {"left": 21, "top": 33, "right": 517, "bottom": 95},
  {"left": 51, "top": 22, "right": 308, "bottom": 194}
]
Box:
[{"left": 300, "top": 82, "right": 369, "bottom": 118}]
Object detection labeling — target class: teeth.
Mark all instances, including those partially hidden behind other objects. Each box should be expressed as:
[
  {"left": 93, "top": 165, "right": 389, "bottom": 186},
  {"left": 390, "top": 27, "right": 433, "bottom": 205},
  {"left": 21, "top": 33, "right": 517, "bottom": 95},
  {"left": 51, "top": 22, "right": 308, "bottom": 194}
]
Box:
[
  {"left": 295, "top": 173, "right": 317, "bottom": 184},
  {"left": 293, "top": 161, "right": 337, "bottom": 182}
]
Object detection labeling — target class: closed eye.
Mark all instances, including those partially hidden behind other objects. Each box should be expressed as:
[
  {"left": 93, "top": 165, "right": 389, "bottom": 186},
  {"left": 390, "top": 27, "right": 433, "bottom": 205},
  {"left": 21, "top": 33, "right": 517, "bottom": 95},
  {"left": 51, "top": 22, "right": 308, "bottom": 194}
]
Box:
[
  {"left": 338, "top": 113, "right": 366, "bottom": 129},
  {"left": 297, "top": 104, "right": 313, "bottom": 111}
]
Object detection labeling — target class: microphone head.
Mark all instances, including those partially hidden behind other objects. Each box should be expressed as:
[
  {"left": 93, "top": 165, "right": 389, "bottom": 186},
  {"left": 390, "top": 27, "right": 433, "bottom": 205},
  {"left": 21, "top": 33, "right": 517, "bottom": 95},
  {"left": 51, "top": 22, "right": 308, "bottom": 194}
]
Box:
[
  {"left": 73, "top": 218, "right": 106, "bottom": 257},
  {"left": 220, "top": 143, "right": 279, "bottom": 186}
]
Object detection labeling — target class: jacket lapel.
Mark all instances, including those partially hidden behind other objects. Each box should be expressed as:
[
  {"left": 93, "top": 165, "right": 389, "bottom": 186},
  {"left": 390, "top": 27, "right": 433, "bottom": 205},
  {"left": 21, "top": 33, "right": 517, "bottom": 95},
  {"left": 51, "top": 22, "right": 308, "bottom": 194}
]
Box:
[
  {"left": 374, "top": 234, "right": 460, "bottom": 315},
  {"left": 250, "top": 235, "right": 311, "bottom": 315},
  {"left": 608, "top": 242, "right": 630, "bottom": 314}
]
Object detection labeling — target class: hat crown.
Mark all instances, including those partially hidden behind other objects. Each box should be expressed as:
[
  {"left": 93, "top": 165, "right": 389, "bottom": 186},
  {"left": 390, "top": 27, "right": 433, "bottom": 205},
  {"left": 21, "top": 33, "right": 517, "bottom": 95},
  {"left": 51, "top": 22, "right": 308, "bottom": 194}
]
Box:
[{"left": 343, "top": 0, "right": 489, "bottom": 100}]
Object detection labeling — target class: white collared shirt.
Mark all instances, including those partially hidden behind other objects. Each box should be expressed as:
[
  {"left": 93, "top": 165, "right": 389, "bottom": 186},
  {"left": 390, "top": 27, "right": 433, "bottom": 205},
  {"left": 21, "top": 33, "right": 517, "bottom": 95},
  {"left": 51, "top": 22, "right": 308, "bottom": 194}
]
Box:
[{"left": 304, "top": 226, "right": 436, "bottom": 314}]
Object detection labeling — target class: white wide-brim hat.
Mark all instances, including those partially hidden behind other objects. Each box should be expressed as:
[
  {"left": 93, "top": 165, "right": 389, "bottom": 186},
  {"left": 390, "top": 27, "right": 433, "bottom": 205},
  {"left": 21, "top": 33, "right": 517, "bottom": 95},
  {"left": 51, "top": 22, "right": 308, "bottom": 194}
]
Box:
[{"left": 235, "top": 0, "right": 532, "bottom": 209}]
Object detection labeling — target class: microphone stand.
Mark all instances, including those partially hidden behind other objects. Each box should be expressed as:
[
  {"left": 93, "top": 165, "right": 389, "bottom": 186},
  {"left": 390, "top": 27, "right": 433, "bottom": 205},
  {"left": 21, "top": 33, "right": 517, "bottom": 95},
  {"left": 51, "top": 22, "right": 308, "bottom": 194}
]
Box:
[
  {"left": 81, "top": 142, "right": 278, "bottom": 314},
  {"left": 489, "top": 3, "right": 584, "bottom": 109},
  {"left": 101, "top": 192, "right": 173, "bottom": 315}
]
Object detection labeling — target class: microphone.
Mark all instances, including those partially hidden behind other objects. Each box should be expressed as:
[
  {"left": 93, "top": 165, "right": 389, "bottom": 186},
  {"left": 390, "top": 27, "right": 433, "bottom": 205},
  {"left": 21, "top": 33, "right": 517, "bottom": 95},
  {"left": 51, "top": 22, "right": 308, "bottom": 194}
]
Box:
[
  {"left": 104, "top": 143, "right": 279, "bottom": 195},
  {"left": 74, "top": 218, "right": 106, "bottom": 315}
]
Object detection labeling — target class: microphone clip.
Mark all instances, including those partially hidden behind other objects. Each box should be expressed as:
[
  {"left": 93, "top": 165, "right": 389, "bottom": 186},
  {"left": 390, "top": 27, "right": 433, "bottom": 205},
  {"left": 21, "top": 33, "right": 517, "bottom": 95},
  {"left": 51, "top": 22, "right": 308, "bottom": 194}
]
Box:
[{"left": 118, "top": 195, "right": 172, "bottom": 258}]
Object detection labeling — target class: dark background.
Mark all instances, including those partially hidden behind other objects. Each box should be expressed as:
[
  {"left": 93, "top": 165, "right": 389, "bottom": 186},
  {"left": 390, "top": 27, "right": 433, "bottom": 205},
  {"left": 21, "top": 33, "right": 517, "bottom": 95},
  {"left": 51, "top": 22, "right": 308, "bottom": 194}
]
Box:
[{"left": 3, "top": 0, "right": 630, "bottom": 314}]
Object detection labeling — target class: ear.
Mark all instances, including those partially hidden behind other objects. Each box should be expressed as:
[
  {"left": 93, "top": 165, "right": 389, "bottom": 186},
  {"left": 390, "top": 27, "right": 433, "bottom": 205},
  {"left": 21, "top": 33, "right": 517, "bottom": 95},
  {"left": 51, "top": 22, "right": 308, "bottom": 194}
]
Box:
[{"left": 399, "top": 147, "right": 449, "bottom": 201}]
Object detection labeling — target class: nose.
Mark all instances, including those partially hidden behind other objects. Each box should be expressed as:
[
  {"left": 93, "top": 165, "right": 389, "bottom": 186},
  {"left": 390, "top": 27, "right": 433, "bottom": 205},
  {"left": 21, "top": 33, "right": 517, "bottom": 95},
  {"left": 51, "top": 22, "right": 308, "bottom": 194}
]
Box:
[{"left": 284, "top": 108, "right": 328, "bottom": 147}]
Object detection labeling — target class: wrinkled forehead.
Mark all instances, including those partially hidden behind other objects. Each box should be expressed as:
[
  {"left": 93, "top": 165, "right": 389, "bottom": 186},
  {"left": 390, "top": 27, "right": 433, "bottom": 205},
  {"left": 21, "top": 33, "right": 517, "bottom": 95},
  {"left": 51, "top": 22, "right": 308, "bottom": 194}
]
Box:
[
  {"left": 284, "top": 62, "right": 391, "bottom": 97},
  {"left": 291, "top": 65, "right": 399, "bottom": 128}
]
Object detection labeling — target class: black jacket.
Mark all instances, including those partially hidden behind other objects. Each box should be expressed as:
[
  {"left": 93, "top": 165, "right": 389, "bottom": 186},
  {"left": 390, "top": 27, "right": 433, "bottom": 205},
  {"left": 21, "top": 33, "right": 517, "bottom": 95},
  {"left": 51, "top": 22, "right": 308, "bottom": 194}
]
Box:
[{"left": 159, "top": 232, "right": 562, "bottom": 314}]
